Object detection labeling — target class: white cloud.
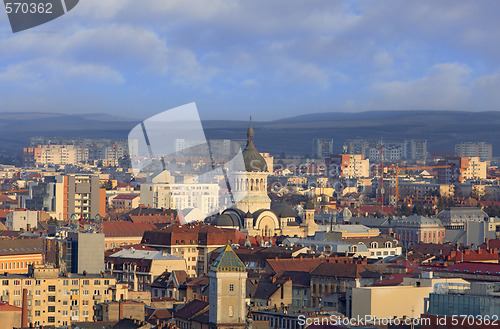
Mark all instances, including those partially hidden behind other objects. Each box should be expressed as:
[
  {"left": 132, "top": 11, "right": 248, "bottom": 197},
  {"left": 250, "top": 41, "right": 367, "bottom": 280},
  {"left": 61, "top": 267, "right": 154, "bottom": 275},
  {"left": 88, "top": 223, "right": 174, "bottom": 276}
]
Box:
[{"left": 371, "top": 63, "right": 472, "bottom": 110}]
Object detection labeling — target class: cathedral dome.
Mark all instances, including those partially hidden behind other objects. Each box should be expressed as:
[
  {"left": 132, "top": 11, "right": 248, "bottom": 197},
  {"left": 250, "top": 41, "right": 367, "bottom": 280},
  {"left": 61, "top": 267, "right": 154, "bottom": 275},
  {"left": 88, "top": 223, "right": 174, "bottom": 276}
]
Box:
[
  {"left": 242, "top": 119, "right": 268, "bottom": 172},
  {"left": 211, "top": 213, "right": 241, "bottom": 227},
  {"left": 271, "top": 204, "right": 296, "bottom": 218}
]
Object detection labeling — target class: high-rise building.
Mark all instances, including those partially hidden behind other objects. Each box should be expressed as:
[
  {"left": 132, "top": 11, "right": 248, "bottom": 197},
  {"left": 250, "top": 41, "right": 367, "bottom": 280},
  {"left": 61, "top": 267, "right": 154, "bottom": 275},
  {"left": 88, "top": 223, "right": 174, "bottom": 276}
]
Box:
[
  {"left": 455, "top": 142, "right": 492, "bottom": 162},
  {"left": 437, "top": 157, "right": 487, "bottom": 184},
  {"left": 44, "top": 228, "right": 105, "bottom": 275},
  {"left": 404, "top": 139, "right": 428, "bottom": 161},
  {"left": 326, "top": 154, "right": 370, "bottom": 178},
  {"left": 312, "top": 138, "right": 333, "bottom": 158}
]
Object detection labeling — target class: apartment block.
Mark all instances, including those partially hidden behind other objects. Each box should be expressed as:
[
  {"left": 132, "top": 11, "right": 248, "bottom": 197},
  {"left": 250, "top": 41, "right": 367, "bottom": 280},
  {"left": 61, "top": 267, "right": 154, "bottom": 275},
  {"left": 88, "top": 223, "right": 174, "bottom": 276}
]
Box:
[
  {"left": 312, "top": 138, "right": 333, "bottom": 159},
  {"left": 0, "top": 265, "right": 124, "bottom": 327},
  {"left": 44, "top": 229, "right": 105, "bottom": 275},
  {"left": 455, "top": 142, "right": 492, "bottom": 162},
  {"left": 437, "top": 157, "right": 487, "bottom": 184},
  {"left": 327, "top": 154, "right": 370, "bottom": 178},
  {"left": 23, "top": 174, "right": 105, "bottom": 220}
]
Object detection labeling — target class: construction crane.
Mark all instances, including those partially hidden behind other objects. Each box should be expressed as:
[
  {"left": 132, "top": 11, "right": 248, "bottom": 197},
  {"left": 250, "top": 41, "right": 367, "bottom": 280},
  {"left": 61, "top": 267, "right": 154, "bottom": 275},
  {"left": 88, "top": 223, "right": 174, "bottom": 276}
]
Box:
[
  {"left": 0, "top": 189, "right": 28, "bottom": 194},
  {"left": 390, "top": 164, "right": 451, "bottom": 207}
]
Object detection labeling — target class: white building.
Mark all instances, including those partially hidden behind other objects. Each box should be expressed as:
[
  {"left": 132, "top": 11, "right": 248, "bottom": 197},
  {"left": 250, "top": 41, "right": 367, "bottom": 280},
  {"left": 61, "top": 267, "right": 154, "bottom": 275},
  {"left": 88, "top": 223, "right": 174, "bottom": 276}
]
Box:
[
  {"left": 140, "top": 183, "right": 219, "bottom": 217},
  {"left": 6, "top": 209, "right": 39, "bottom": 231},
  {"left": 455, "top": 142, "right": 492, "bottom": 162},
  {"left": 328, "top": 154, "right": 370, "bottom": 178}
]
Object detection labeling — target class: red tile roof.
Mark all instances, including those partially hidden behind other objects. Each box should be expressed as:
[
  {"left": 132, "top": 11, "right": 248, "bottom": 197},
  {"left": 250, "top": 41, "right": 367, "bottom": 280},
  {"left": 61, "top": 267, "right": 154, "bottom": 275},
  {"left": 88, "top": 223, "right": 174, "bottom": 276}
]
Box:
[
  {"left": 174, "top": 299, "right": 209, "bottom": 320},
  {"left": 0, "top": 302, "right": 22, "bottom": 312},
  {"left": 102, "top": 221, "right": 157, "bottom": 237},
  {"left": 371, "top": 273, "right": 413, "bottom": 287},
  {"left": 266, "top": 258, "right": 324, "bottom": 276},
  {"left": 114, "top": 194, "right": 139, "bottom": 200}
]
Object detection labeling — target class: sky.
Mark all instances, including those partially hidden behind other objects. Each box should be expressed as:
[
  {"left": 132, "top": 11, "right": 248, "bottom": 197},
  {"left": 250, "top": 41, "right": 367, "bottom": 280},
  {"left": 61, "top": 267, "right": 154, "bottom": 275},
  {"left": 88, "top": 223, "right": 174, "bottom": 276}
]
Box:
[{"left": 1, "top": 1, "right": 500, "bottom": 121}]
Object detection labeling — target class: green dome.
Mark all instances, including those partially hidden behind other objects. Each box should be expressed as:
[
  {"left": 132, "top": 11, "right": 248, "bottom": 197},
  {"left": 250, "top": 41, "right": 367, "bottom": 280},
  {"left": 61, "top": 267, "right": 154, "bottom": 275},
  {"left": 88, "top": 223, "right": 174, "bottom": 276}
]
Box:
[{"left": 242, "top": 119, "right": 268, "bottom": 172}]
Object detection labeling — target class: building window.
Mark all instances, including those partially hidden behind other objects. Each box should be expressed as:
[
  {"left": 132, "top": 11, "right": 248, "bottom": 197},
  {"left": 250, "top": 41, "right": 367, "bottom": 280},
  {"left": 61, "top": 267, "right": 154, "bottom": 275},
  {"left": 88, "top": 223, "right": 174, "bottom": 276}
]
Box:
[
  {"left": 48, "top": 296, "right": 56, "bottom": 302},
  {"left": 94, "top": 289, "right": 101, "bottom": 295},
  {"left": 13, "top": 300, "right": 20, "bottom": 306},
  {"left": 35, "top": 290, "right": 40, "bottom": 296},
  {"left": 83, "top": 280, "right": 89, "bottom": 285},
  {"left": 25, "top": 280, "right": 32, "bottom": 286},
  {"left": 82, "top": 310, "right": 89, "bottom": 316},
  {"left": 82, "top": 290, "right": 89, "bottom": 295},
  {"left": 48, "top": 316, "right": 55, "bottom": 323},
  {"left": 48, "top": 285, "right": 56, "bottom": 292},
  {"left": 2, "top": 280, "right": 8, "bottom": 286},
  {"left": 48, "top": 306, "right": 56, "bottom": 312},
  {"left": 35, "top": 300, "right": 41, "bottom": 306},
  {"left": 13, "top": 290, "right": 20, "bottom": 296},
  {"left": 63, "top": 280, "right": 69, "bottom": 285},
  {"left": 62, "top": 310, "right": 68, "bottom": 316},
  {"left": 72, "top": 280, "right": 78, "bottom": 286},
  {"left": 94, "top": 280, "right": 101, "bottom": 285},
  {"left": 35, "top": 310, "right": 40, "bottom": 316},
  {"left": 229, "top": 284, "right": 234, "bottom": 292},
  {"left": 104, "top": 280, "right": 109, "bottom": 285},
  {"left": 35, "top": 280, "right": 41, "bottom": 286},
  {"left": 13, "top": 280, "right": 20, "bottom": 286}
]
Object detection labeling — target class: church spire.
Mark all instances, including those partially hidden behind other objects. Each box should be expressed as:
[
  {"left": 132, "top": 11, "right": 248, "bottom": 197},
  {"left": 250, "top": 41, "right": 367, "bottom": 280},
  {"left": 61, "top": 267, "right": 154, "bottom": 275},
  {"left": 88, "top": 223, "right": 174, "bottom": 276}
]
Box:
[{"left": 247, "top": 116, "right": 255, "bottom": 148}]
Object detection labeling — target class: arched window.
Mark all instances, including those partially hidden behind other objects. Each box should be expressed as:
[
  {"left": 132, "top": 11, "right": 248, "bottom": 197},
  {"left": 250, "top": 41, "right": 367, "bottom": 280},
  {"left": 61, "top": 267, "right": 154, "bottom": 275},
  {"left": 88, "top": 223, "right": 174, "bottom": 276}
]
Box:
[
  {"left": 384, "top": 242, "right": 392, "bottom": 248},
  {"left": 350, "top": 245, "right": 358, "bottom": 252},
  {"left": 370, "top": 242, "right": 378, "bottom": 249}
]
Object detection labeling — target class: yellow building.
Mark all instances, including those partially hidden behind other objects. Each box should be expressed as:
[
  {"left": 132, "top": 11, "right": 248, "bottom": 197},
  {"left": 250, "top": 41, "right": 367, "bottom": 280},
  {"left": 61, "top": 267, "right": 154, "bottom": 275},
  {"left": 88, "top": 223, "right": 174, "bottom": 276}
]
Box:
[
  {"left": 0, "top": 264, "right": 127, "bottom": 327},
  {"left": 0, "top": 239, "right": 44, "bottom": 274}
]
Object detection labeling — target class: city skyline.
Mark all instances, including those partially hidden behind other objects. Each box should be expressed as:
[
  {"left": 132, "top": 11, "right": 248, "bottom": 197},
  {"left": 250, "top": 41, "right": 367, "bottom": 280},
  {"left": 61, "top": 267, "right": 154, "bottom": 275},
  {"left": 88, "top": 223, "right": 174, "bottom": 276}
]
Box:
[{"left": 0, "top": 1, "right": 500, "bottom": 121}]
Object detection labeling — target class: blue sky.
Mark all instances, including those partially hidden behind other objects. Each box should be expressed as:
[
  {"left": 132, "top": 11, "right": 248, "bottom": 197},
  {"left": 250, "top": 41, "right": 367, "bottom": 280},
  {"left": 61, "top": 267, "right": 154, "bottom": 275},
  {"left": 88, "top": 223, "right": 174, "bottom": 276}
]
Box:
[{"left": 1, "top": 1, "right": 500, "bottom": 121}]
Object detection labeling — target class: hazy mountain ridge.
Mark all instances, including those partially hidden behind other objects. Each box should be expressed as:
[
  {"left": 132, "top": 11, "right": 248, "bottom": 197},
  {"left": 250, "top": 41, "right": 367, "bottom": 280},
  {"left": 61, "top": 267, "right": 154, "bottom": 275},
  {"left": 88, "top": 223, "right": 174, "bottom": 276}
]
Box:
[{"left": 2, "top": 110, "right": 500, "bottom": 158}]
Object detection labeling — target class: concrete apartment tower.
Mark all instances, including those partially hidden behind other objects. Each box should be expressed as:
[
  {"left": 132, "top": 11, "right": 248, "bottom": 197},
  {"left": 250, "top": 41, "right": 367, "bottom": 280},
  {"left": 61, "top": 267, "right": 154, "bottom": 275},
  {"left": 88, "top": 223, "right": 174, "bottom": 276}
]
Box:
[{"left": 208, "top": 245, "right": 247, "bottom": 329}]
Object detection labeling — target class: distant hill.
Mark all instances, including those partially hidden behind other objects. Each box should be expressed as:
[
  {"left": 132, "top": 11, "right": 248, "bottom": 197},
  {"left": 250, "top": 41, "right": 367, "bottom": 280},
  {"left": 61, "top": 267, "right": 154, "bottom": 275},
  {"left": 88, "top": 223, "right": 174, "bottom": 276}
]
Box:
[{"left": 2, "top": 110, "right": 500, "bottom": 159}]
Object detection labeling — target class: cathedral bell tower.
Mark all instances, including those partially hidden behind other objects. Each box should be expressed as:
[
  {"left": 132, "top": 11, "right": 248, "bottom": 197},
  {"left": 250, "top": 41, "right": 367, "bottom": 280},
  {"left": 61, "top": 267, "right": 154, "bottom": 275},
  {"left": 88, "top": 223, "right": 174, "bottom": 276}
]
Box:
[{"left": 232, "top": 118, "right": 271, "bottom": 213}]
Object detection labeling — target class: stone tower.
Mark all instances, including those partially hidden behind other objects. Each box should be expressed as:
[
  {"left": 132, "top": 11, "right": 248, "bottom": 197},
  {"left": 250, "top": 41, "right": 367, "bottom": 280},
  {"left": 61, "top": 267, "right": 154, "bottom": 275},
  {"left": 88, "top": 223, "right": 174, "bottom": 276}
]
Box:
[{"left": 209, "top": 245, "right": 248, "bottom": 329}]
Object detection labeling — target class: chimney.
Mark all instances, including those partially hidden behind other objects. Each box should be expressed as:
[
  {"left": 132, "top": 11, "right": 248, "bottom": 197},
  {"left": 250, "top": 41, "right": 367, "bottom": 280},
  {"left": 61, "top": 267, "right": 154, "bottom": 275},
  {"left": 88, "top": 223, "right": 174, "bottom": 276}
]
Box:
[
  {"left": 119, "top": 302, "right": 124, "bottom": 320},
  {"left": 21, "top": 289, "right": 28, "bottom": 328}
]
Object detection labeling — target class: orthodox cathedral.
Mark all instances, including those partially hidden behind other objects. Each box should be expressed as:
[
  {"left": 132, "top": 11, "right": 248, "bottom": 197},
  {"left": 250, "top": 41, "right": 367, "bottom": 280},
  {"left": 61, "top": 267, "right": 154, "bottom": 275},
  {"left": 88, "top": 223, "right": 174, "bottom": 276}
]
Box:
[{"left": 211, "top": 121, "right": 318, "bottom": 238}]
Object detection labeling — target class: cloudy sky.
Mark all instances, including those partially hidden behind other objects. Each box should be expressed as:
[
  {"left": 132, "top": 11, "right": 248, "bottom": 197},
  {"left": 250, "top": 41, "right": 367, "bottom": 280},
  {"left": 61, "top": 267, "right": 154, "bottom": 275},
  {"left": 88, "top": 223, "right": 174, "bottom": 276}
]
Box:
[{"left": 0, "top": 0, "right": 499, "bottom": 121}]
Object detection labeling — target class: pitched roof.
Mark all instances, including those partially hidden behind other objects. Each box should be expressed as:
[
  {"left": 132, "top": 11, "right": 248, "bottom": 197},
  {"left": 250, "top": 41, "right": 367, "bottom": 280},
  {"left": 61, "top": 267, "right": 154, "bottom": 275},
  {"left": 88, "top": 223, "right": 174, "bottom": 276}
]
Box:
[
  {"left": 280, "top": 271, "right": 310, "bottom": 287},
  {"left": 371, "top": 273, "right": 413, "bottom": 287},
  {"left": 174, "top": 299, "right": 209, "bottom": 320},
  {"left": 0, "top": 238, "right": 43, "bottom": 256},
  {"left": 310, "top": 262, "right": 386, "bottom": 279},
  {"left": 102, "top": 221, "right": 157, "bottom": 237},
  {"left": 0, "top": 302, "right": 22, "bottom": 312},
  {"left": 266, "top": 258, "right": 324, "bottom": 276},
  {"left": 113, "top": 194, "right": 139, "bottom": 200},
  {"left": 146, "top": 308, "right": 172, "bottom": 322},
  {"left": 210, "top": 245, "right": 246, "bottom": 272}
]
